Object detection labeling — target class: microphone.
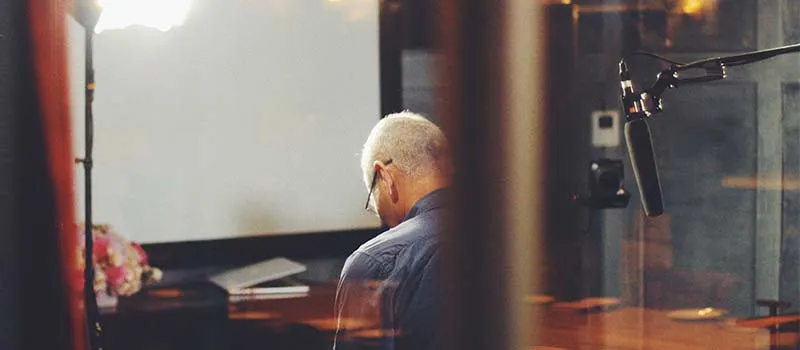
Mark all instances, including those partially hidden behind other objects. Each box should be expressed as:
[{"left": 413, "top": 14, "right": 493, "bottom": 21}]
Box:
[
  {"left": 619, "top": 61, "right": 664, "bottom": 217},
  {"left": 625, "top": 120, "right": 664, "bottom": 216}
]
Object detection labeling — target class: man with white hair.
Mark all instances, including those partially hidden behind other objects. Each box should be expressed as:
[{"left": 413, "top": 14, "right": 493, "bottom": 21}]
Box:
[{"left": 333, "top": 111, "right": 452, "bottom": 350}]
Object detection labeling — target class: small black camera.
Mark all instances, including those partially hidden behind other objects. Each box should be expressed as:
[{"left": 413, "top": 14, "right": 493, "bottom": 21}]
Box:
[{"left": 587, "top": 158, "right": 630, "bottom": 209}]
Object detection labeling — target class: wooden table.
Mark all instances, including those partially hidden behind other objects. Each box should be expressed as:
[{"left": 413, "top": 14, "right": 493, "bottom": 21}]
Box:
[
  {"left": 534, "top": 306, "right": 781, "bottom": 350},
  {"left": 101, "top": 284, "right": 797, "bottom": 350}
]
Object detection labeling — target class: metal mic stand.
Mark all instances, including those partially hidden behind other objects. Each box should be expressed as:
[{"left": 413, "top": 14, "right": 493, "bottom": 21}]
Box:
[
  {"left": 619, "top": 42, "right": 800, "bottom": 349},
  {"left": 622, "top": 42, "right": 800, "bottom": 119}
]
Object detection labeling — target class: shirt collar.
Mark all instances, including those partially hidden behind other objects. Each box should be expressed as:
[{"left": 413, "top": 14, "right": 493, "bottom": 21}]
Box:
[{"left": 403, "top": 187, "right": 450, "bottom": 222}]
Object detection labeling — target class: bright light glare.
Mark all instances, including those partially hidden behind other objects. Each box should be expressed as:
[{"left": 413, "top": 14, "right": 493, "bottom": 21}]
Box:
[
  {"left": 94, "top": 0, "right": 191, "bottom": 33},
  {"left": 680, "top": 0, "right": 705, "bottom": 16}
]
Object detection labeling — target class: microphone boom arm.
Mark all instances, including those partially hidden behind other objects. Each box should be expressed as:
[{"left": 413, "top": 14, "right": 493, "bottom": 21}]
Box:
[{"left": 626, "top": 42, "right": 800, "bottom": 118}]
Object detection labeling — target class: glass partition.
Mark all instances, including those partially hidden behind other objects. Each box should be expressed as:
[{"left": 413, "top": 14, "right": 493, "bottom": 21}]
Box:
[
  {"left": 527, "top": 1, "right": 800, "bottom": 348},
  {"left": 69, "top": 0, "right": 800, "bottom": 349}
]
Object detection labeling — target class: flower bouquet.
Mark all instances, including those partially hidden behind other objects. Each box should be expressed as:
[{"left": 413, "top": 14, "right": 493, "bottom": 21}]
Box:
[{"left": 77, "top": 224, "right": 162, "bottom": 305}]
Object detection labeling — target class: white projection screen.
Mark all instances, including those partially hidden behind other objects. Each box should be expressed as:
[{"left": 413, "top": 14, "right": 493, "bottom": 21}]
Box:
[{"left": 68, "top": 0, "right": 382, "bottom": 243}]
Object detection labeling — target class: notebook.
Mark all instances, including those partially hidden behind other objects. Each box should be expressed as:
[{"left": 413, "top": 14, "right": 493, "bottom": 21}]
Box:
[{"left": 208, "top": 257, "right": 310, "bottom": 295}]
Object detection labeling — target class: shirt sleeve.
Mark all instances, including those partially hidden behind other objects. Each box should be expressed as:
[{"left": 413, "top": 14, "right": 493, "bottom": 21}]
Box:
[{"left": 333, "top": 251, "right": 386, "bottom": 350}]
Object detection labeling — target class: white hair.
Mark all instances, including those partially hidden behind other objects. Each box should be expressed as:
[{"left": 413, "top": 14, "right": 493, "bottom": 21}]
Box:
[{"left": 360, "top": 111, "right": 451, "bottom": 191}]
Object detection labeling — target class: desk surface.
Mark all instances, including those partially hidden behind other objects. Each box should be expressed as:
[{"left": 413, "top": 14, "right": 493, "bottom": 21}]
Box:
[
  {"left": 535, "top": 307, "right": 781, "bottom": 350},
  {"left": 100, "top": 284, "right": 795, "bottom": 350}
]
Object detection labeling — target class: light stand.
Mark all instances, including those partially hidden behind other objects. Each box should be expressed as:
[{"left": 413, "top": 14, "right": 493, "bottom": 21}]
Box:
[
  {"left": 68, "top": 2, "right": 190, "bottom": 347},
  {"left": 81, "top": 29, "right": 102, "bottom": 350},
  {"left": 70, "top": 2, "right": 102, "bottom": 349}
]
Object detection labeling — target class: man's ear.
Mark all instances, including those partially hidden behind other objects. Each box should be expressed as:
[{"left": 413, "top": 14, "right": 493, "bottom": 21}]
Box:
[
  {"left": 373, "top": 162, "right": 395, "bottom": 202},
  {"left": 384, "top": 168, "right": 399, "bottom": 203},
  {"left": 373, "top": 160, "right": 398, "bottom": 201}
]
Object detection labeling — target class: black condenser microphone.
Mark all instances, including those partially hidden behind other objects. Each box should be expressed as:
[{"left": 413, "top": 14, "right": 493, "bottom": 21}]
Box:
[
  {"left": 625, "top": 120, "right": 664, "bottom": 216},
  {"left": 619, "top": 61, "right": 664, "bottom": 216}
]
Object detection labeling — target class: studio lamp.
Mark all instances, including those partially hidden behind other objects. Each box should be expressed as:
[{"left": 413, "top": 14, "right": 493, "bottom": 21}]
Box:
[{"left": 69, "top": 1, "right": 190, "bottom": 349}]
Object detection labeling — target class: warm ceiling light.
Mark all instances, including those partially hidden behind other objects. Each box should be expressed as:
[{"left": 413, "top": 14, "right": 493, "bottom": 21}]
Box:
[{"left": 680, "top": 0, "right": 705, "bottom": 16}]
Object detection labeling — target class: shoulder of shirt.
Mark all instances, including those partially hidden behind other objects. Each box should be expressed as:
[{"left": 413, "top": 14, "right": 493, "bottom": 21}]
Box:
[
  {"left": 356, "top": 207, "right": 443, "bottom": 257},
  {"left": 346, "top": 249, "right": 382, "bottom": 266}
]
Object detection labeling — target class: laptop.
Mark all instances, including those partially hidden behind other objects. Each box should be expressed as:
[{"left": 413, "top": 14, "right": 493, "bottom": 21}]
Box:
[{"left": 208, "top": 257, "right": 310, "bottom": 296}]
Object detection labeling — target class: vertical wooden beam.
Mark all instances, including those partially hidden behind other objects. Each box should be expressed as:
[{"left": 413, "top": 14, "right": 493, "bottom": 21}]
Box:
[{"left": 437, "top": 0, "right": 544, "bottom": 349}]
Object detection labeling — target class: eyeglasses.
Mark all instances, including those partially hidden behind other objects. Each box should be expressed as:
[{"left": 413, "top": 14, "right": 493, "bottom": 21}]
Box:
[{"left": 365, "top": 159, "right": 393, "bottom": 211}]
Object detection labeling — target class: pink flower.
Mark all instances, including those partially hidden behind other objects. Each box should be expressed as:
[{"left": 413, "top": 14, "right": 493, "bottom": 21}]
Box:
[
  {"left": 93, "top": 235, "right": 111, "bottom": 261},
  {"left": 104, "top": 265, "right": 128, "bottom": 287},
  {"left": 131, "top": 243, "right": 148, "bottom": 265},
  {"left": 75, "top": 223, "right": 163, "bottom": 297}
]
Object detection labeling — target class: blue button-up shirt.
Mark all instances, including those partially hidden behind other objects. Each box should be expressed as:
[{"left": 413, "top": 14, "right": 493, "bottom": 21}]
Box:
[{"left": 333, "top": 188, "right": 448, "bottom": 350}]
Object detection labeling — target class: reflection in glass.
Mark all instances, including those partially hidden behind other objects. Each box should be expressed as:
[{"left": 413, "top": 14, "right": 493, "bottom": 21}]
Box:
[{"left": 575, "top": 0, "right": 755, "bottom": 53}]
